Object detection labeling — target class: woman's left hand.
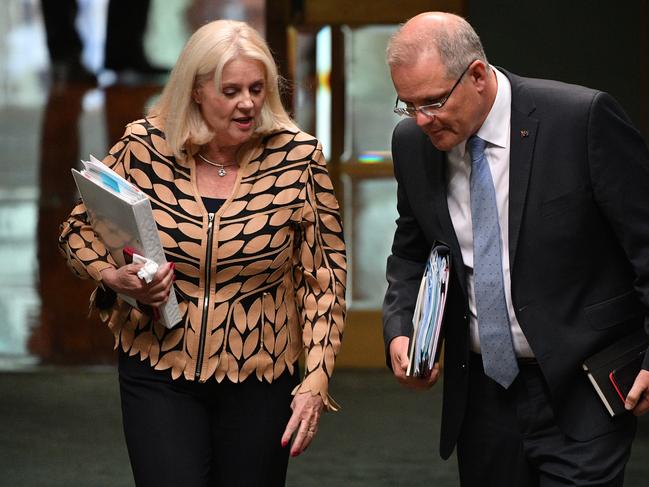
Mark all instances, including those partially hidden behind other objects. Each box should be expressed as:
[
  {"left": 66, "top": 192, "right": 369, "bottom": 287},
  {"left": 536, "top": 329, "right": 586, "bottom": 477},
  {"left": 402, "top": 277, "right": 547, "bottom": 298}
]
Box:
[{"left": 281, "top": 392, "right": 324, "bottom": 457}]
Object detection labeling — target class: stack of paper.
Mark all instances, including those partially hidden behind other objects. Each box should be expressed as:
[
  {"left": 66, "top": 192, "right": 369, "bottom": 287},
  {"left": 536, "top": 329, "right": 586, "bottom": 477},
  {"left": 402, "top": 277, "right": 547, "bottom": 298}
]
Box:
[
  {"left": 71, "top": 156, "right": 181, "bottom": 329},
  {"left": 80, "top": 156, "right": 145, "bottom": 204},
  {"left": 406, "top": 244, "right": 451, "bottom": 378}
]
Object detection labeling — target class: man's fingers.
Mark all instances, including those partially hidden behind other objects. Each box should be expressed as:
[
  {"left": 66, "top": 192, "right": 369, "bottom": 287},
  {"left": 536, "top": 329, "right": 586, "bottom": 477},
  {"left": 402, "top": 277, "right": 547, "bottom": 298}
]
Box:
[
  {"left": 395, "top": 362, "right": 439, "bottom": 390},
  {"left": 427, "top": 364, "right": 441, "bottom": 386},
  {"left": 389, "top": 336, "right": 410, "bottom": 373},
  {"left": 625, "top": 386, "right": 641, "bottom": 410},
  {"left": 625, "top": 371, "right": 649, "bottom": 412},
  {"left": 626, "top": 378, "right": 649, "bottom": 416},
  {"left": 632, "top": 395, "right": 649, "bottom": 416}
]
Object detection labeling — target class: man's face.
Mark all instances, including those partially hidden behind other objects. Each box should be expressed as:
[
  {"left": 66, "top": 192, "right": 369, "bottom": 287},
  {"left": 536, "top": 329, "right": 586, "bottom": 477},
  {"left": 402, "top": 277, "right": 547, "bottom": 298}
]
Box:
[{"left": 391, "top": 55, "right": 483, "bottom": 152}]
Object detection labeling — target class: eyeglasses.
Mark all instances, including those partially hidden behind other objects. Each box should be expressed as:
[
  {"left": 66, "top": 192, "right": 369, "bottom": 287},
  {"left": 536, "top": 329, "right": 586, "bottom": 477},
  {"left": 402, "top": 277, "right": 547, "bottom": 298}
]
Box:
[{"left": 393, "top": 61, "right": 475, "bottom": 118}]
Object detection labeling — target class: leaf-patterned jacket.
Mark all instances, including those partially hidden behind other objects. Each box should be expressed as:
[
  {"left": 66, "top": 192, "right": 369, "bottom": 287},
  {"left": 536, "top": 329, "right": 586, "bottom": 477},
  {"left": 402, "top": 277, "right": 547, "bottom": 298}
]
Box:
[{"left": 58, "top": 117, "right": 347, "bottom": 409}]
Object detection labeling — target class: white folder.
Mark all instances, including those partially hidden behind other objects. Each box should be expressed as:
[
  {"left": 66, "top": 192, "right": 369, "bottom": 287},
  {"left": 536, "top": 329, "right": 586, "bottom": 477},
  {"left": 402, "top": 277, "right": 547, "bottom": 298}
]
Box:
[
  {"left": 71, "top": 156, "right": 181, "bottom": 329},
  {"left": 406, "top": 243, "right": 451, "bottom": 378}
]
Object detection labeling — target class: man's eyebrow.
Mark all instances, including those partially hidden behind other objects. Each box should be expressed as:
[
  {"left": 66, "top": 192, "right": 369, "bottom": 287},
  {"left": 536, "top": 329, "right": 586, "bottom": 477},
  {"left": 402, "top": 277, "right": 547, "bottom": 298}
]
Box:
[{"left": 400, "top": 92, "right": 446, "bottom": 105}]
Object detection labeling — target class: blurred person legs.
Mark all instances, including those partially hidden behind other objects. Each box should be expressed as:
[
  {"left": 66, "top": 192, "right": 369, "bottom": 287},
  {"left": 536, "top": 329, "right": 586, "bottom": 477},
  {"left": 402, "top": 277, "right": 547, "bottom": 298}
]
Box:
[
  {"left": 40, "top": 0, "right": 97, "bottom": 84},
  {"left": 103, "top": 0, "right": 168, "bottom": 77}
]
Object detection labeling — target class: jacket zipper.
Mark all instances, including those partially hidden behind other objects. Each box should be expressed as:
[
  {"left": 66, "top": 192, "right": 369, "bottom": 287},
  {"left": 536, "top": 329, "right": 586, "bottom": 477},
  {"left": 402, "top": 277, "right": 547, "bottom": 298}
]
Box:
[
  {"left": 260, "top": 292, "right": 268, "bottom": 350},
  {"left": 195, "top": 212, "right": 215, "bottom": 380}
]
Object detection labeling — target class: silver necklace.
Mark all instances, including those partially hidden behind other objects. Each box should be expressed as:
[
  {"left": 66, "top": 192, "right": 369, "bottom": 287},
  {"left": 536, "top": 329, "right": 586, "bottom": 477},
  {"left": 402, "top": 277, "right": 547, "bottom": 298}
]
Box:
[{"left": 197, "top": 153, "right": 238, "bottom": 177}]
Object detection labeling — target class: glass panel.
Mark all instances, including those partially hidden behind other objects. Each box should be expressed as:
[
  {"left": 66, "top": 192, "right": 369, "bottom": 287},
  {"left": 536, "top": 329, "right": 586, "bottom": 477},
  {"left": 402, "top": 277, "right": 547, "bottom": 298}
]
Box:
[
  {"left": 292, "top": 29, "right": 317, "bottom": 137},
  {"left": 343, "top": 25, "right": 401, "bottom": 161},
  {"left": 343, "top": 176, "right": 398, "bottom": 309},
  {"left": 316, "top": 26, "right": 332, "bottom": 161}
]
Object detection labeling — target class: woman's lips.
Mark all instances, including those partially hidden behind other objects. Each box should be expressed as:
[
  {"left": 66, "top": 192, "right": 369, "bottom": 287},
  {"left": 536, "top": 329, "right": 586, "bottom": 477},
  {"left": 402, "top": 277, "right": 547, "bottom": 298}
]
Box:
[{"left": 233, "top": 116, "right": 254, "bottom": 129}]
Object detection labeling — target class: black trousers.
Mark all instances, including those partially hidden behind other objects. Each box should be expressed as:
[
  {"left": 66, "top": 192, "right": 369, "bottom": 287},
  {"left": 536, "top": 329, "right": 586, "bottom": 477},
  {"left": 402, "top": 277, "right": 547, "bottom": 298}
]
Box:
[
  {"left": 103, "top": 0, "right": 151, "bottom": 70},
  {"left": 457, "top": 354, "right": 636, "bottom": 487},
  {"left": 40, "top": 0, "right": 82, "bottom": 63},
  {"left": 118, "top": 351, "right": 298, "bottom": 487}
]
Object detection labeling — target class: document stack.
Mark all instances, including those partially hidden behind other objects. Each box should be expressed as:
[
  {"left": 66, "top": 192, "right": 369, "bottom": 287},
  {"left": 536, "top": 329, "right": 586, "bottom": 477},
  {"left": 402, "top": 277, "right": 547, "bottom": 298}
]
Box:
[
  {"left": 406, "top": 244, "right": 451, "bottom": 378},
  {"left": 71, "top": 156, "right": 181, "bottom": 329}
]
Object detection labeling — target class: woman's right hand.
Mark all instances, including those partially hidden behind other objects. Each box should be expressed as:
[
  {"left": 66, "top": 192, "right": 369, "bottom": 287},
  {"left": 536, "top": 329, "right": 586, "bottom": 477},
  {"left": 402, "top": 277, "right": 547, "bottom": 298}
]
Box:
[{"left": 100, "top": 262, "right": 175, "bottom": 307}]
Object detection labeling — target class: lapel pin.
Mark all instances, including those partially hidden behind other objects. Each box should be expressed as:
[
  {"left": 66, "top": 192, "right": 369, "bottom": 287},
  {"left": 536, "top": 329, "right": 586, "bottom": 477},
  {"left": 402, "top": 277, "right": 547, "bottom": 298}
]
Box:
[{"left": 520, "top": 130, "right": 529, "bottom": 138}]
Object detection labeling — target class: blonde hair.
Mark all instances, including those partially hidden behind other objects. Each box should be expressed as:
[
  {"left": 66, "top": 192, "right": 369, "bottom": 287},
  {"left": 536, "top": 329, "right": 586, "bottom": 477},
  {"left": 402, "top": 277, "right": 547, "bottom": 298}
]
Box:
[{"left": 149, "top": 20, "right": 296, "bottom": 160}]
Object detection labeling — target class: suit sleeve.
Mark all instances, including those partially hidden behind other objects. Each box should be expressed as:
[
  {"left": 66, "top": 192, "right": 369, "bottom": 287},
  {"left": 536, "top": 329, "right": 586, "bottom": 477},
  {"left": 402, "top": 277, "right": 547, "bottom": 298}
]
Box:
[
  {"left": 382, "top": 121, "right": 432, "bottom": 368},
  {"left": 587, "top": 92, "right": 649, "bottom": 369}
]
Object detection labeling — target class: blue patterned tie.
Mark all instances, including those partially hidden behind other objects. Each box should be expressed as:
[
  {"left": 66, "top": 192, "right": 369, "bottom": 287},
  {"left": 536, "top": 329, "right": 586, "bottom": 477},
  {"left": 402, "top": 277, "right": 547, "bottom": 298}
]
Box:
[{"left": 468, "top": 135, "right": 519, "bottom": 388}]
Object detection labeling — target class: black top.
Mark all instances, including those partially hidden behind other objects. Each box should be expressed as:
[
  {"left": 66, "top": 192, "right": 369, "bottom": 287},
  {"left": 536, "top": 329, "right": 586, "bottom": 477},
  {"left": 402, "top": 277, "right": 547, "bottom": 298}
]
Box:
[{"left": 202, "top": 197, "right": 226, "bottom": 214}]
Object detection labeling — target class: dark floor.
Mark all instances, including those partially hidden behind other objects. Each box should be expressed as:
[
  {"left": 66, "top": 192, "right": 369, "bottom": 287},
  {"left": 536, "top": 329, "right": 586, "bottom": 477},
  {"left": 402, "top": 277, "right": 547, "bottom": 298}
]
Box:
[{"left": 2, "top": 368, "right": 649, "bottom": 487}]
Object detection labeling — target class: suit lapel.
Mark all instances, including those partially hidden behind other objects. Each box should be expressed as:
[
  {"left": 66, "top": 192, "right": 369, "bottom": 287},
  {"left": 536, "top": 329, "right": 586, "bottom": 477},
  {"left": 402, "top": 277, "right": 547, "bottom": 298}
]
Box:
[{"left": 506, "top": 71, "right": 539, "bottom": 267}]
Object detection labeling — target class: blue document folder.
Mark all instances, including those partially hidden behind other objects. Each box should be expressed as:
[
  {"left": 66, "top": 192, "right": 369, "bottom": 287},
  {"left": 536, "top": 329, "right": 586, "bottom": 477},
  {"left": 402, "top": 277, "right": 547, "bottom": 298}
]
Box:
[{"left": 406, "top": 243, "right": 451, "bottom": 378}]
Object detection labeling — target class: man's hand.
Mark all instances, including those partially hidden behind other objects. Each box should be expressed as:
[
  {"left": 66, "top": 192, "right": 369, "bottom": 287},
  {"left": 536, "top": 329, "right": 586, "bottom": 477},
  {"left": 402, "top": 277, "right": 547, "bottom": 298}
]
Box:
[
  {"left": 389, "top": 336, "right": 439, "bottom": 390},
  {"left": 625, "top": 369, "right": 649, "bottom": 416}
]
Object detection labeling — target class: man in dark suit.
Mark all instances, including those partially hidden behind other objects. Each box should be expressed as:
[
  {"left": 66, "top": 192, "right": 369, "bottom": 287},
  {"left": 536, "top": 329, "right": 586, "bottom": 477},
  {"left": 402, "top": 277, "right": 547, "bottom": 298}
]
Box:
[{"left": 382, "top": 12, "right": 649, "bottom": 486}]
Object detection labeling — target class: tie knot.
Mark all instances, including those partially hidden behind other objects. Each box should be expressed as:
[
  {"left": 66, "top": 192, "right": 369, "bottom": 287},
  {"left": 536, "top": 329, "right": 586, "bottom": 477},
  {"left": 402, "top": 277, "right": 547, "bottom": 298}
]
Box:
[{"left": 467, "top": 135, "right": 487, "bottom": 163}]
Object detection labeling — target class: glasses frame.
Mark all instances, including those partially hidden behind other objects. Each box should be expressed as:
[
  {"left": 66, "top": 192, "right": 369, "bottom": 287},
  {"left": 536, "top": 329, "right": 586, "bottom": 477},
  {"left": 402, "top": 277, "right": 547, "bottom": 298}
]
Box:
[{"left": 393, "top": 60, "right": 476, "bottom": 118}]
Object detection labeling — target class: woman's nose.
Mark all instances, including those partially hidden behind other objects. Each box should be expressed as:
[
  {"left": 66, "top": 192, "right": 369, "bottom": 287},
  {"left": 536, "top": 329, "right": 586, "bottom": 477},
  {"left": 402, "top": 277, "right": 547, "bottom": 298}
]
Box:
[{"left": 238, "top": 94, "right": 254, "bottom": 109}]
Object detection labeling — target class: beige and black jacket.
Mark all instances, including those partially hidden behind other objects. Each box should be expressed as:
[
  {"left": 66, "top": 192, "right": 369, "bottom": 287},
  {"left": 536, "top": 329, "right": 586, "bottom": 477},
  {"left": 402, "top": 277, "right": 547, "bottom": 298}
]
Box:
[{"left": 59, "top": 118, "right": 346, "bottom": 409}]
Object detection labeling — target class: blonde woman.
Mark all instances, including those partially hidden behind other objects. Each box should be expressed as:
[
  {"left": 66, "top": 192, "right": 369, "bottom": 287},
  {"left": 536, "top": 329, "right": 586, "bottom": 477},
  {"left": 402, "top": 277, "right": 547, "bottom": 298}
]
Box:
[{"left": 59, "top": 20, "right": 346, "bottom": 487}]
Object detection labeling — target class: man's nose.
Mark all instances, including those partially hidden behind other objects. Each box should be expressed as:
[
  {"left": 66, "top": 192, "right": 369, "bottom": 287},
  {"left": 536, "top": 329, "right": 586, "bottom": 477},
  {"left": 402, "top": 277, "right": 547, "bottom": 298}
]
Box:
[{"left": 415, "top": 110, "right": 435, "bottom": 127}]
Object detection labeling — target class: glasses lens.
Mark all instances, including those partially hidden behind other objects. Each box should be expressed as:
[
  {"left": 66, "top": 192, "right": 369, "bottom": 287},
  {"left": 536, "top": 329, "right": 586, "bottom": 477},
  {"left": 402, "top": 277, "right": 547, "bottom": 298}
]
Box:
[
  {"left": 419, "top": 105, "right": 436, "bottom": 118},
  {"left": 394, "top": 106, "right": 411, "bottom": 117}
]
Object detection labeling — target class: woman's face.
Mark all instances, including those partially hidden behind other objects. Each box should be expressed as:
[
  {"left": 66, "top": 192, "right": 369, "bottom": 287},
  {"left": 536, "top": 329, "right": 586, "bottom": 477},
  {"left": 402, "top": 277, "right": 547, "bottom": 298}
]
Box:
[{"left": 195, "top": 57, "right": 267, "bottom": 151}]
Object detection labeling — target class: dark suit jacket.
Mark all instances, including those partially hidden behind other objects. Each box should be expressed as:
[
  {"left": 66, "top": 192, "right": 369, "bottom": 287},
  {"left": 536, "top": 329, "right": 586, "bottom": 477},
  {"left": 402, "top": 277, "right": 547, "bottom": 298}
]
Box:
[{"left": 382, "top": 69, "right": 649, "bottom": 459}]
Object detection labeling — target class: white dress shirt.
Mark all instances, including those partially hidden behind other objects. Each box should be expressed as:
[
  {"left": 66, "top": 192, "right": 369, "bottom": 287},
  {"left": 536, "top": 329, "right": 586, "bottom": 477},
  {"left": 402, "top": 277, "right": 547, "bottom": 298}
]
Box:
[{"left": 446, "top": 67, "right": 534, "bottom": 357}]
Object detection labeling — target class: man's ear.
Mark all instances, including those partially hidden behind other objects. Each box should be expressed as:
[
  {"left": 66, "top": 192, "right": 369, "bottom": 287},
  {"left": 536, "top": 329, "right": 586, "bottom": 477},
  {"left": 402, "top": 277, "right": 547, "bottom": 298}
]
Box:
[{"left": 470, "top": 60, "right": 490, "bottom": 92}]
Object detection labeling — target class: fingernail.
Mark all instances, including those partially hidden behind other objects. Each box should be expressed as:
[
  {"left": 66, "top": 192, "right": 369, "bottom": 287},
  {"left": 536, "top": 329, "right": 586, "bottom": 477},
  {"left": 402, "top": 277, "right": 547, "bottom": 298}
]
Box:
[
  {"left": 281, "top": 440, "right": 288, "bottom": 448},
  {"left": 291, "top": 451, "right": 299, "bottom": 457},
  {"left": 625, "top": 402, "right": 633, "bottom": 410}
]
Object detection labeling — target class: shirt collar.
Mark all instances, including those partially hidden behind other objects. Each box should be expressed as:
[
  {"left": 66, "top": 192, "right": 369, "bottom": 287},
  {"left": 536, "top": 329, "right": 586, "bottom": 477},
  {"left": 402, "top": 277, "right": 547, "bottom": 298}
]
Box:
[{"left": 456, "top": 66, "right": 511, "bottom": 157}]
